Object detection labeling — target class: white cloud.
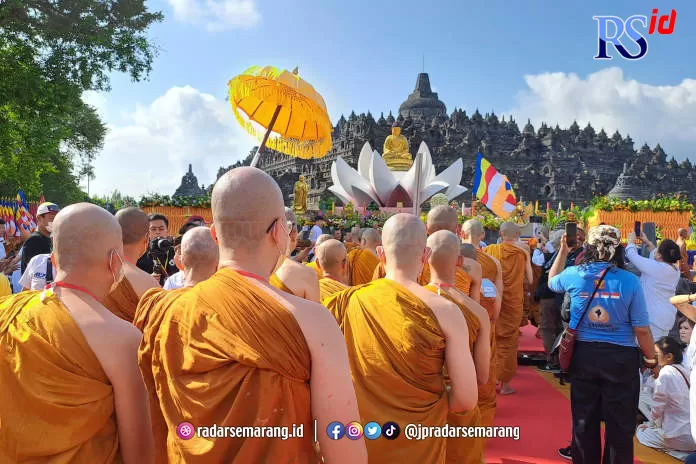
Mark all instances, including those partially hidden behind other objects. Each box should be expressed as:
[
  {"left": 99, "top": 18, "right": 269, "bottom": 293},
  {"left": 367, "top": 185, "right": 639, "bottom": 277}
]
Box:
[
  {"left": 89, "top": 86, "right": 254, "bottom": 197},
  {"left": 168, "top": 0, "right": 260, "bottom": 32},
  {"left": 507, "top": 67, "right": 696, "bottom": 160},
  {"left": 82, "top": 90, "right": 108, "bottom": 119}
]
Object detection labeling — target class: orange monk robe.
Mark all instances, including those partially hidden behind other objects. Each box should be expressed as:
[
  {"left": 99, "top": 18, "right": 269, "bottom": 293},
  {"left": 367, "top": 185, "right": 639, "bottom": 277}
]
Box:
[
  {"left": 345, "top": 242, "right": 359, "bottom": 252},
  {"left": 136, "top": 268, "right": 317, "bottom": 463},
  {"left": 305, "top": 260, "right": 322, "bottom": 279},
  {"left": 0, "top": 292, "right": 119, "bottom": 463},
  {"left": 348, "top": 248, "right": 380, "bottom": 285},
  {"left": 102, "top": 275, "right": 140, "bottom": 323},
  {"left": 424, "top": 284, "right": 483, "bottom": 464},
  {"left": 455, "top": 268, "right": 472, "bottom": 296},
  {"left": 371, "top": 261, "right": 431, "bottom": 286},
  {"left": 476, "top": 250, "right": 499, "bottom": 427},
  {"left": 483, "top": 244, "right": 527, "bottom": 384},
  {"left": 526, "top": 264, "right": 543, "bottom": 326},
  {"left": 133, "top": 287, "right": 188, "bottom": 464},
  {"left": 324, "top": 279, "right": 448, "bottom": 463},
  {"left": 319, "top": 277, "right": 348, "bottom": 304},
  {"left": 270, "top": 273, "right": 297, "bottom": 296}
]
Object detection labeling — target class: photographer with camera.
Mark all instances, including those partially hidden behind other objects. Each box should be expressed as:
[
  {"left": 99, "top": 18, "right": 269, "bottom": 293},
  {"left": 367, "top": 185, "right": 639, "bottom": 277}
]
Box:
[{"left": 136, "top": 214, "right": 179, "bottom": 285}]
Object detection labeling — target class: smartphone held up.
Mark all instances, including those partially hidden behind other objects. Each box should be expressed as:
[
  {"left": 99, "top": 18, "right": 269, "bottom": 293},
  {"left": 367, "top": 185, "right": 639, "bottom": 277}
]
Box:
[{"left": 565, "top": 222, "right": 577, "bottom": 248}]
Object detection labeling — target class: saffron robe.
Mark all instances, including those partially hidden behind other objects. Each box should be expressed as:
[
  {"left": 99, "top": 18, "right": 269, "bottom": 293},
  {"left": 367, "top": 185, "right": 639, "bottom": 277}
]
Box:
[
  {"left": 324, "top": 279, "right": 448, "bottom": 463},
  {"left": 348, "top": 248, "right": 380, "bottom": 285},
  {"left": 319, "top": 277, "right": 347, "bottom": 304},
  {"left": 483, "top": 244, "right": 527, "bottom": 383},
  {"left": 102, "top": 275, "right": 139, "bottom": 323},
  {"left": 135, "top": 268, "right": 317, "bottom": 463},
  {"left": 305, "top": 261, "right": 322, "bottom": 279},
  {"left": 455, "top": 268, "right": 472, "bottom": 296},
  {"left": 424, "top": 284, "right": 483, "bottom": 464},
  {"left": 372, "top": 261, "right": 431, "bottom": 286},
  {"left": 270, "top": 273, "right": 296, "bottom": 296},
  {"left": 476, "top": 250, "right": 499, "bottom": 427},
  {"left": 0, "top": 291, "right": 120, "bottom": 463}
]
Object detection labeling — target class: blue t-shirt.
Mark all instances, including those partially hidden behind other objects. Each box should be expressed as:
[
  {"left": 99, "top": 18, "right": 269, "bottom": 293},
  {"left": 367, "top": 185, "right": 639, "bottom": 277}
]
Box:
[{"left": 548, "top": 262, "right": 650, "bottom": 347}]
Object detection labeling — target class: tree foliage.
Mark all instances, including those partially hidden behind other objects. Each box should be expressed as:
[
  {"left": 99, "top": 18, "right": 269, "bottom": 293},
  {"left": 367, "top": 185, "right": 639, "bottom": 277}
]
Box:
[{"left": 0, "top": 0, "right": 162, "bottom": 205}]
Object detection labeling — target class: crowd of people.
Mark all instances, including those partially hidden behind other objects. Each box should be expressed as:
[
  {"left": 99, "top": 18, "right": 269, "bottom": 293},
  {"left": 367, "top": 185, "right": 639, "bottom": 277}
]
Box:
[{"left": 0, "top": 166, "right": 696, "bottom": 463}]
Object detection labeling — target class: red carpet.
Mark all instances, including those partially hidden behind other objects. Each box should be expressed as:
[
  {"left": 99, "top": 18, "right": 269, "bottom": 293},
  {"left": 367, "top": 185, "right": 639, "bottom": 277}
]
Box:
[{"left": 517, "top": 324, "right": 544, "bottom": 353}]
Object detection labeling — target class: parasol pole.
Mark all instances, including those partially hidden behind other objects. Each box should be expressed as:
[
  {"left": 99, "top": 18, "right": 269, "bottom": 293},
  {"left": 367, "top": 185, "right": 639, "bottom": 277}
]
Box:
[
  {"left": 412, "top": 152, "right": 423, "bottom": 216},
  {"left": 250, "top": 105, "right": 282, "bottom": 168}
]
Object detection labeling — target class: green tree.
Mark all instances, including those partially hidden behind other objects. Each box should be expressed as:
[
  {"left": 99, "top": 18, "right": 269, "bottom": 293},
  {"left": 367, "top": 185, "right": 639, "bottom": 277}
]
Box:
[{"left": 0, "top": 0, "right": 162, "bottom": 204}]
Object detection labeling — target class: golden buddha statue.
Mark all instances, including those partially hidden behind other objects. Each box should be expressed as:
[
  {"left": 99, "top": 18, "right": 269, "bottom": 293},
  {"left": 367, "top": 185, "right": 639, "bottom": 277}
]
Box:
[
  {"left": 292, "top": 174, "right": 308, "bottom": 214},
  {"left": 382, "top": 122, "right": 413, "bottom": 171}
]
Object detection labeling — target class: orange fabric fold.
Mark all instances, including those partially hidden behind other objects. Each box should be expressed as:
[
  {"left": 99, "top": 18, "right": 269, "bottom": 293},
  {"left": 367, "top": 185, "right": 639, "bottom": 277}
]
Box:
[
  {"left": 319, "top": 278, "right": 347, "bottom": 303},
  {"left": 454, "top": 268, "right": 471, "bottom": 296},
  {"left": 269, "top": 273, "right": 296, "bottom": 296},
  {"left": 348, "top": 248, "right": 380, "bottom": 285},
  {"left": 475, "top": 250, "right": 498, "bottom": 427},
  {"left": 371, "top": 261, "right": 431, "bottom": 286},
  {"left": 102, "top": 276, "right": 139, "bottom": 323},
  {"left": 135, "top": 268, "right": 317, "bottom": 463},
  {"left": 305, "top": 261, "right": 322, "bottom": 279},
  {"left": 323, "top": 279, "right": 448, "bottom": 463},
  {"left": 0, "top": 292, "right": 119, "bottom": 463},
  {"left": 483, "top": 244, "right": 527, "bottom": 383}
]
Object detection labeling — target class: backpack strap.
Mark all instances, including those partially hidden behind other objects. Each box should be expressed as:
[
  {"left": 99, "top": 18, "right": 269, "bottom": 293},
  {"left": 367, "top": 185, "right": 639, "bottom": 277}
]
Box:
[{"left": 674, "top": 365, "right": 690, "bottom": 389}]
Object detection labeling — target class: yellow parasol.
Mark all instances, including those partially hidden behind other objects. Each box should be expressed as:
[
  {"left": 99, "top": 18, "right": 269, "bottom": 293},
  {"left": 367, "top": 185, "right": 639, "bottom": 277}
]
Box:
[{"left": 228, "top": 65, "right": 333, "bottom": 167}]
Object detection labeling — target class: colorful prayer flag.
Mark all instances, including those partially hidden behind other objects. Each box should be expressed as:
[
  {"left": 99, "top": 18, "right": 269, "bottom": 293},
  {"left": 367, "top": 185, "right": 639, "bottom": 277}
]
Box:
[
  {"left": 472, "top": 153, "right": 517, "bottom": 218},
  {"left": 15, "top": 190, "right": 36, "bottom": 234}
]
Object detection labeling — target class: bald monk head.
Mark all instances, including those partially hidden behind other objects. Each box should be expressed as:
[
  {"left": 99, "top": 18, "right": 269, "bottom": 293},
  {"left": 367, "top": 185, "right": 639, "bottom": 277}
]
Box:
[
  {"left": 379, "top": 213, "right": 429, "bottom": 281},
  {"left": 499, "top": 222, "right": 522, "bottom": 242},
  {"left": 316, "top": 239, "right": 348, "bottom": 284},
  {"left": 53, "top": 203, "right": 124, "bottom": 300},
  {"left": 461, "top": 219, "right": 485, "bottom": 248},
  {"left": 679, "top": 228, "right": 689, "bottom": 240},
  {"left": 212, "top": 167, "right": 289, "bottom": 277},
  {"left": 316, "top": 234, "right": 332, "bottom": 247},
  {"left": 180, "top": 227, "right": 219, "bottom": 287},
  {"left": 351, "top": 226, "right": 361, "bottom": 241},
  {"left": 427, "top": 205, "right": 459, "bottom": 234},
  {"left": 284, "top": 207, "right": 299, "bottom": 254},
  {"left": 361, "top": 228, "right": 381, "bottom": 253},
  {"left": 115, "top": 207, "right": 149, "bottom": 261},
  {"left": 427, "top": 230, "right": 462, "bottom": 280}
]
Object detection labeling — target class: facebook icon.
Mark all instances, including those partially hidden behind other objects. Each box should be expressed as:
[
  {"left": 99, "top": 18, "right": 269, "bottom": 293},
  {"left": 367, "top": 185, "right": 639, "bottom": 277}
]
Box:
[{"left": 326, "top": 422, "right": 345, "bottom": 440}]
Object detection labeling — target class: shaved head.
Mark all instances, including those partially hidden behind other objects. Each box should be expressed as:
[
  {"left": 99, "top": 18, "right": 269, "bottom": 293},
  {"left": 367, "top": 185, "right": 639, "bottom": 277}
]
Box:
[
  {"left": 427, "top": 230, "right": 460, "bottom": 271},
  {"left": 181, "top": 227, "right": 219, "bottom": 272},
  {"left": 115, "top": 207, "right": 149, "bottom": 245},
  {"left": 212, "top": 167, "right": 286, "bottom": 250},
  {"left": 462, "top": 219, "right": 483, "bottom": 240},
  {"left": 427, "top": 205, "right": 458, "bottom": 234},
  {"left": 381, "top": 214, "right": 427, "bottom": 267},
  {"left": 500, "top": 222, "right": 521, "bottom": 240},
  {"left": 460, "top": 243, "right": 478, "bottom": 260},
  {"left": 316, "top": 234, "right": 332, "bottom": 247},
  {"left": 361, "top": 228, "right": 381, "bottom": 247},
  {"left": 53, "top": 203, "right": 123, "bottom": 274},
  {"left": 316, "top": 239, "right": 347, "bottom": 276},
  {"left": 284, "top": 207, "right": 297, "bottom": 231},
  {"left": 351, "top": 226, "right": 361, "bottom": 239},
  {"left": 679, "top": 228, "right": 689, "bottom": 239}
]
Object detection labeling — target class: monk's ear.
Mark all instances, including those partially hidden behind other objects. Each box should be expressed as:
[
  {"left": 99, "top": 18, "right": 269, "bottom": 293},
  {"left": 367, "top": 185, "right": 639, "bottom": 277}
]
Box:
[
  {"left": 210, "top": 223, "right": 218, "bottom": 243},
  {"left": 376, "top": 246, "right": 386, "bottom": 264}
]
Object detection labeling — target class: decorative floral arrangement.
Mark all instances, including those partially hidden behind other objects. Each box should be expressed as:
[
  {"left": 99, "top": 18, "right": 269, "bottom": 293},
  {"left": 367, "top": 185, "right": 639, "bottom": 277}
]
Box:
[
  {"left": 590, "top": 194, "right": 692, "bottom": 213},
  {"left": 138, "top": 194, "right": 211, "bottom": 208}
]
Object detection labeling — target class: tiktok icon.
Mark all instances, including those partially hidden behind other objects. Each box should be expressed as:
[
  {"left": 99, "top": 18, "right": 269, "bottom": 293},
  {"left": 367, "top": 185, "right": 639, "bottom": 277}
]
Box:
[{"left": 381, "top": 422, "right": 400, "bottom": 440}]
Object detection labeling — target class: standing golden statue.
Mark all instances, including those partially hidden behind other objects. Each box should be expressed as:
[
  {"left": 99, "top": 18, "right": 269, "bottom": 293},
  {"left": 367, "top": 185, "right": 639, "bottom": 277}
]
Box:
[
  {"left": 382, "top": 122, "right": 413, "bottom": 171},
  {"left": 292, "top": 174, "right": 308, "bottom": 214}
]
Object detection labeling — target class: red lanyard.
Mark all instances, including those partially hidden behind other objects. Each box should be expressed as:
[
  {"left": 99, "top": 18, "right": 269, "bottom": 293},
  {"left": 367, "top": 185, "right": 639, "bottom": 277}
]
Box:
[
  {"left": 430, "top": 282, "right": 457, "bottom": 289},
  {"left": 235, "top": 270, "right": 268, "bottom": 283},
  {"left": 53, "top": 282, "right": 100, "bottom": 301}
]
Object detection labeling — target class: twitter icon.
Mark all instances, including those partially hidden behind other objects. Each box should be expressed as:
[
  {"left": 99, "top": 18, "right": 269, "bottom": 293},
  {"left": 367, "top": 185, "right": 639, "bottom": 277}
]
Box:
[{"left": 364, "top": 422, "right": 382, "bottom": 440}]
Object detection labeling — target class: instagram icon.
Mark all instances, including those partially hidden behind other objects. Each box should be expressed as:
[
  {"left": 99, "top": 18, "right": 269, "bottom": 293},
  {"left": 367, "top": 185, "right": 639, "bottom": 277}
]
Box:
[{"left": 346, "top": 421, "right": 363, "bottom": 440}]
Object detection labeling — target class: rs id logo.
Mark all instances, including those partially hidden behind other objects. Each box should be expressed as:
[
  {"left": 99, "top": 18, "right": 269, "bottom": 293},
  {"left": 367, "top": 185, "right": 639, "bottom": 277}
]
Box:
[{"left": 593, "top": 8, "right": 676, "bottom": 60}]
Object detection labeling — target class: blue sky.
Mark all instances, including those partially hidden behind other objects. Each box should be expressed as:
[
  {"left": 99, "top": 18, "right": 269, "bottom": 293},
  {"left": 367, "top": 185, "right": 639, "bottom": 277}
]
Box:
[{"left": 87, "top": 0, "right": 696, "bottom": 197}]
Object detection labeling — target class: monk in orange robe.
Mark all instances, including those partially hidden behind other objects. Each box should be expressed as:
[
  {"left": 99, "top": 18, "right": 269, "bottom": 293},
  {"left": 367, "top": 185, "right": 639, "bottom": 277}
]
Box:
[
  {"left": 462, "top": 219, "right": 503, "bottom": 426},
  {"left": 0, "top": 203, "right": 153, "bottom": 463},
  {"left": 135, "top": 167, "right": 366, "bottom": 464},
  {"left": 425, "top": 230, "right": 491, "bottom": 464},
  {"left": 102, "top": 207, "right": 159, "bottom": 322},
  {"left": 483, "top": 222, "right": 532, "bottom": 395},
  {"left": 324, "top": 213, "right": 478, "bottom": 463},
  {"left": 343, "top": 232, "right": 359, "bottom": 252},
  {"left": 348, "top": 228, "right": 381, "bottom": 285},
  {"left": 316, "top": 239, "right": 350, "bottom": 303},
  {"left": 270, "top": 208, "right": 320, "bottom": 301}
]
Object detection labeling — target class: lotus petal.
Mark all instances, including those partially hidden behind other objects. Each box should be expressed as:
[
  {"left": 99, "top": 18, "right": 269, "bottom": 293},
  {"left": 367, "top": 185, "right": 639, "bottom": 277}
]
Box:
[
  {"left": 445, "top": 185, "right": 468, "bottom": 201},
  {"left": 328, "top": 185, "right": 352, "bottom": 206},
  {"left": 431, "top": 158, "right": 464, "bottom": 198},
  {"left": 334, "top": 157, "right": 380, "bottom": 205},
  {"left": 369, "top": 152, "right": 399, "bottom": 205},
  {"left": 357, "top": 142, "right": 373, "bottom": 179},
  {"left": 420, "top": 181, "right": 449, "bottom": 204},
  {"left": 417, "top": 142, "right": 436, "bottom": 182}
]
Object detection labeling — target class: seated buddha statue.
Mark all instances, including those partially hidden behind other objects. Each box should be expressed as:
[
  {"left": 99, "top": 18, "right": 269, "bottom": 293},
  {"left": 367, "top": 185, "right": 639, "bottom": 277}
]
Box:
[{"left": 382, "top": 122, "right": 413, "bottom": 171}]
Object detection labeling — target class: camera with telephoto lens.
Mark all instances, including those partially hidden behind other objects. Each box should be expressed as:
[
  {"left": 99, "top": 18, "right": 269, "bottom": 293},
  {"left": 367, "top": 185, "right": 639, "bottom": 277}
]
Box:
[{"left": 148, "top": 237, "right": 174, "bottom": 271}]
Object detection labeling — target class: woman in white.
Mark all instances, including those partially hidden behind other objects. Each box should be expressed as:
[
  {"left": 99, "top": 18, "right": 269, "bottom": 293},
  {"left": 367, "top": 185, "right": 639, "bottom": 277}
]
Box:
[
  {"left": 637, "top": 337, "right": 696, "bottom": 455},
  {"left": 680, "top": 316, "right": 696, "bottom": 372},
  {"left": 626, "top": 232, "right": 681, "bottom": 339}
]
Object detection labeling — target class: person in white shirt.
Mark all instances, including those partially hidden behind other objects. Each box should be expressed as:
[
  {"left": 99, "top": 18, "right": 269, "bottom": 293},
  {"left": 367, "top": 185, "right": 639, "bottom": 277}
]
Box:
[
  {"left": 626, "top": 232, "right": 681, "bottom": 339},
  {"left": 19, "top": 253, "right": 53, "bottom": 290},
  {"left": 680, "top": 316, "right": 696, "bottom": 373},
  {"left": 637, "top": 337, "right": 696, "bottom": 456}
]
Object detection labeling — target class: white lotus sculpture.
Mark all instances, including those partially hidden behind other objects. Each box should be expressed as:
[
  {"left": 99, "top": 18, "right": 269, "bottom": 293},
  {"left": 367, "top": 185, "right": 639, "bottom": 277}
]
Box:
[{"left": 329, "top": 141, "right": 467, "bottom": 208}]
